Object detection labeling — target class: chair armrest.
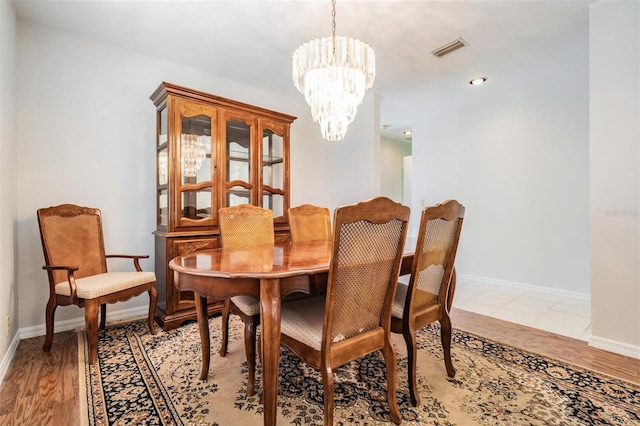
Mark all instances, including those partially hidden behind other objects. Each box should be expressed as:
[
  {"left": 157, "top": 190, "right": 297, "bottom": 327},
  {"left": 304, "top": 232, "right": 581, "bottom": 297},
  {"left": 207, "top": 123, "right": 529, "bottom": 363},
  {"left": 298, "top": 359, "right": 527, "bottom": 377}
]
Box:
[
  {"left": 42, "top": 265, "right": 79, "bottom": 304},
  {"left": 106, "top": 254, "right": 150, "bottom": 272}
]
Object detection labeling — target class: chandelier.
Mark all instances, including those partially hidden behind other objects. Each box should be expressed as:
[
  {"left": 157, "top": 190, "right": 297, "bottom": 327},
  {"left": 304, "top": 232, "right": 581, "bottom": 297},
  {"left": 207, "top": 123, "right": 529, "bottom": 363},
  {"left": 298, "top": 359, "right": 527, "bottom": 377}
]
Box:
[
  {"left": 181, "top": 133, "right": 208, "bottom": 177},
  {"left": 292, "top": 0, "right": 375, "bottom": 141}
]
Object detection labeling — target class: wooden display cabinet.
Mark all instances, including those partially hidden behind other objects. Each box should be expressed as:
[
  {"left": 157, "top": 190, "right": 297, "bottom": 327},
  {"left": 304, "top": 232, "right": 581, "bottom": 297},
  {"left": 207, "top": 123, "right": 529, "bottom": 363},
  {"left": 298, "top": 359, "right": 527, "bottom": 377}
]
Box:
[{"left": 150, "top": 82, "right": 296, "bottom": 330}]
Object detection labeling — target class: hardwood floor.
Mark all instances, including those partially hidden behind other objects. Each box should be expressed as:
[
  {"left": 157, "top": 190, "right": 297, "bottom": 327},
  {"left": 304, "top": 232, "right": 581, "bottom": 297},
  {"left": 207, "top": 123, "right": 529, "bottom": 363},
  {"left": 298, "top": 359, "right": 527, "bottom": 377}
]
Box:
[
  {"left": 451, "top": 309, "right": 640, "bottom": 384},
  {"left": 0, "top": 308, "right": 637, "bottom": 425},
  {"left": 0, "top": 330, "right": 79, "bottom": 425}
]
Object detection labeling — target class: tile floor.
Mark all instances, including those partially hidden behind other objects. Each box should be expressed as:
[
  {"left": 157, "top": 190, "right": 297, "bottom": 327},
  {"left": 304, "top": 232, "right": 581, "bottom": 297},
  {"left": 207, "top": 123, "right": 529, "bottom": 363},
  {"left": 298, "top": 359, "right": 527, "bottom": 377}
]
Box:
[{"left": 453, "top": 277, "right": 591, "bottom": 341}]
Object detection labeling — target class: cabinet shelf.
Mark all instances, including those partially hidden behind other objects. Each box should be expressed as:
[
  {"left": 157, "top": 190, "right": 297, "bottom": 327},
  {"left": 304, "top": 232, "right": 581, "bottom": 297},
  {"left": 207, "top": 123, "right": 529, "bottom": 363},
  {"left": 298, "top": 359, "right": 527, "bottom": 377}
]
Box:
[
  {"left": 228, "top": 149, "right": 250, "bottom": 161},
  {"left": 263, "top": 155, "right": 283, "bottom": 164}
]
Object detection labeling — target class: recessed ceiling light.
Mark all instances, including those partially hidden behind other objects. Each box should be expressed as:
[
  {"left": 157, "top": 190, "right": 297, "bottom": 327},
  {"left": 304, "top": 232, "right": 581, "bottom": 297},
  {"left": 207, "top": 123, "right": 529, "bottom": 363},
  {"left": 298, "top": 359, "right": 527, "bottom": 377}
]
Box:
[
  {"left": 403, "top": 130, "right": 412, "bottom": 136},
  {"left": 470, "top": 77, "right": 487, "bottom": 85}
]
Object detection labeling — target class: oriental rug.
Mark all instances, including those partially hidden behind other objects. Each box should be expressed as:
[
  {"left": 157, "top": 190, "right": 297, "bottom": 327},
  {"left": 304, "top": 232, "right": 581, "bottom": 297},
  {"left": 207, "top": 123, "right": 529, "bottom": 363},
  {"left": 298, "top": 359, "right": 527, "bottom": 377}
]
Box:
[{"left": 79, "top": 315, "right": 639, "bottom": 425}]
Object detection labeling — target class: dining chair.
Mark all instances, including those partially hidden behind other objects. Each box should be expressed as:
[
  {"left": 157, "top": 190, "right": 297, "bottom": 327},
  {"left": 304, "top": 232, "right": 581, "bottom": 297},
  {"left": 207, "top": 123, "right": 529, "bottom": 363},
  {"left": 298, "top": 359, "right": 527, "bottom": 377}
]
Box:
[
  {"left": 288, "top": 203, "right": 331, "bottom": 242},
  {"left": 218, "top": 203, "right": 274, "bottom": 397},
  {"left": 288, "top": 203, "right": 332, "bottom": 298},
  {"left": 279, "top": 196, "right": 409, "bottom": 425},
  {"left": 37, "top": 203, "right": 158, "bottom": 365},
  {"left": 390, "top": 199, "right": 465, "bottom": 407}
]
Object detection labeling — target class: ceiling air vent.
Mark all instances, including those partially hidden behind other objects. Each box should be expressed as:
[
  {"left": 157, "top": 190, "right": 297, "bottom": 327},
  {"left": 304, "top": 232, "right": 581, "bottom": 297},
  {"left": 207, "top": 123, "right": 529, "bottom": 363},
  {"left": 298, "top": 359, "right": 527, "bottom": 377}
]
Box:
[{"left": 431, "top": 37, "right": 468, "bottom": 58}]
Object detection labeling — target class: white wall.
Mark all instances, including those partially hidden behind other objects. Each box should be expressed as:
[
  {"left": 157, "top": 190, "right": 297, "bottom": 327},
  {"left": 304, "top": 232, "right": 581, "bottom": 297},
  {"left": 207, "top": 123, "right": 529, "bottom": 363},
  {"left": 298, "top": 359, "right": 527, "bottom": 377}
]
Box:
[
  {"left": 0, "top": 0, "right": 18, "bottom": 383},
  {"left": 380, "top": 137, "right": 411, "bottom": 203},
  {"left": 16, "top": 20, "right": 374, "bottom": 332},
  {"left": 410, "top": 24, "right": 590, "bottom": 295},
  {"left": 589, "top": 0, "right": 639, "bottom": 356},
  {"left": 328, "top": 92, "right": 381, "bottom": 210}
]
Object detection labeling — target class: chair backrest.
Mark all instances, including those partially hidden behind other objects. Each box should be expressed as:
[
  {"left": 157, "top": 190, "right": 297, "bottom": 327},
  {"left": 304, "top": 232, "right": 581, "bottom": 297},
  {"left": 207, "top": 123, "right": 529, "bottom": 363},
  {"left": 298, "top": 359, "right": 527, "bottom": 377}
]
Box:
[
  {"left": 406, "top": 199, "right": 465, "bottom": 314},
  {"left": 324, "top": 197, "right": 409, "bottom": 347},
  {"left": 219, "top": 204, "right": 274, "bottom": 249},
  {"left": 288, "top": 204, "right": 332, "bottom": 242},
  {"left": 37, "top": 204, "right": 108, "bottom": 285}
]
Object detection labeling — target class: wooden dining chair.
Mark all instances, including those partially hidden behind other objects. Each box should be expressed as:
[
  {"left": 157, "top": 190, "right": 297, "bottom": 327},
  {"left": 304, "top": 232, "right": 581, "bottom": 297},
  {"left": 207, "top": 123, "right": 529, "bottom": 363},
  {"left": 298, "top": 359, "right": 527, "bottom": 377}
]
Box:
[
  {"left": 218, "top": 203, "right": 274, "bottom": 397},
  {"left": 288, "top": 203, "right": 331, "bottom": 242},
  {"left": 390, "top": 199, "right": 465, "bottom": 407},
  {"left": 37, "top": 204, "right": 158, "bottom": 365},
  {"left": 279, "top": 196, "right": 409, "bottom": 425},
  {"left": 288, "top": 203, "right": 332, "bottom": 297}
]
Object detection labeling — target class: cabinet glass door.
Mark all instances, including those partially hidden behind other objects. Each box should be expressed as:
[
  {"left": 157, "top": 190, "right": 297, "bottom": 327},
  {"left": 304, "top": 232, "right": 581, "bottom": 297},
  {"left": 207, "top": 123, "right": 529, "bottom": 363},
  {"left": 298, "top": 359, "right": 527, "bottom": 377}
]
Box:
[
  {"left": 261, "top": 121, "right": 287, "bottom": 220},
  {"left": 225, "top": 117, "right": 253, "bottom": 206},
  {"left": 176, "top": 99, "right": 216, "bottom": 227}
]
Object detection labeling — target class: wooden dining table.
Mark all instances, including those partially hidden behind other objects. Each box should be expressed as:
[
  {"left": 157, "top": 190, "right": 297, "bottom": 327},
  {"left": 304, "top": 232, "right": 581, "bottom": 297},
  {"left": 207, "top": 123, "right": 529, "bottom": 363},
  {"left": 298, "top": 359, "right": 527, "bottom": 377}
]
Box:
[{"left": 169, "top": 237, "right": 416, "bottom": 426}]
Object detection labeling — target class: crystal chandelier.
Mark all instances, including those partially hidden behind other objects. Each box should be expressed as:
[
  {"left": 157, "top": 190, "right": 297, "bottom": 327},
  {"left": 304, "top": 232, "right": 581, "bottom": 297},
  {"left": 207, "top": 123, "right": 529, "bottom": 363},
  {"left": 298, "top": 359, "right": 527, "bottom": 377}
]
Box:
[
  {"left": 292, "top": 0, "right": 375, "bottom": 141},
  {"left": 181, "top": 134, "right": 208, "bottom": 177}
]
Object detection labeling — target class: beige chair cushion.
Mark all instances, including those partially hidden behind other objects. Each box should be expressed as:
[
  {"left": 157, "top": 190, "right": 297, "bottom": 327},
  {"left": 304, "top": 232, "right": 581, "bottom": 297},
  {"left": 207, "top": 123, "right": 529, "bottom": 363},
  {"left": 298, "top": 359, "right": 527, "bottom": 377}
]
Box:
[
  {"left": 280, "top": 295, "right": 326, "bottom": 351},
  {"left": 55, "top": 271, "right": 156, "bottom": 299},
  {"left": 231, "top": 295, "right": 260, "bottom": 316},
  {"left": 391, "top": 272, "right": 442, "bottom": 319}
]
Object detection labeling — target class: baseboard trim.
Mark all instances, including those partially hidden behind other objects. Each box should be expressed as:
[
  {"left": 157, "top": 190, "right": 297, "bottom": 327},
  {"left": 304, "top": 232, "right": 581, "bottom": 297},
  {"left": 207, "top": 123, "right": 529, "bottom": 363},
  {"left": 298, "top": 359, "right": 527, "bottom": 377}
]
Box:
[
  {"left": 456, "top": 273, "right": 591, "bottom": 301},
  {"left": 0, "top": 331, "right": 21, "bottom": 388},
  {"left": 589, "top": 335, "right": 640, "bottom": 360},
  {"left": 19, "top": 306, "right": 150, "bottom": 339}
]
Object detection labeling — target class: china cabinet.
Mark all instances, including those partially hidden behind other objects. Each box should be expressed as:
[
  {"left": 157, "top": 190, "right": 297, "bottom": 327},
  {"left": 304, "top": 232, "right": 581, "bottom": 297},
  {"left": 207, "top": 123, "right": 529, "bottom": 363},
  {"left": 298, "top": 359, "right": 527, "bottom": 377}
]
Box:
[{"left": 150, "top": 82, "right": 296, "bottom": 330}]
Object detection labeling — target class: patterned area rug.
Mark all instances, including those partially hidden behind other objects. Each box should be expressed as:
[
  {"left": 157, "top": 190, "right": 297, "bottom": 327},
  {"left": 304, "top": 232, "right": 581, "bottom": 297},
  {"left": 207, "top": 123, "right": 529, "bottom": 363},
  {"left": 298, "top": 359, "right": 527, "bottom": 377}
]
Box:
[{"left": 79, "top": 315, "right": 639, "bottom": 425}]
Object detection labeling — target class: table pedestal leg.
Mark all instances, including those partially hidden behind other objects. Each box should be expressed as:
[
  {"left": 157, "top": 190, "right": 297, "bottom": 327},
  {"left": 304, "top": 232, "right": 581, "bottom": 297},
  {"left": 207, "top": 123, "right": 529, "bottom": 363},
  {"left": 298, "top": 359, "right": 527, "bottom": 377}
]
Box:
[
  {"left": 260, "top": 278, "right": 280, "bottom": 426},
  {"left": 195, "top": 294, "right": 211, "bottom": 380}
]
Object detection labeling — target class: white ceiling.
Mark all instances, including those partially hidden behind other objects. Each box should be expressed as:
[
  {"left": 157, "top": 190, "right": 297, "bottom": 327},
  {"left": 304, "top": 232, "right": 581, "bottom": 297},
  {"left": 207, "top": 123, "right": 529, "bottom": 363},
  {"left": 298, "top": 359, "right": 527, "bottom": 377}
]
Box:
[{"left": 12, "top": 0, "right": 593, "bottom": 142}]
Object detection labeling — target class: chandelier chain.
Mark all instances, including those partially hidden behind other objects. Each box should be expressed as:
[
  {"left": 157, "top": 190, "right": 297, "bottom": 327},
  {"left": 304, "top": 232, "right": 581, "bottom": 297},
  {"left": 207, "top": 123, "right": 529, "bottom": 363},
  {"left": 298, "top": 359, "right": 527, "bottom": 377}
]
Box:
[{"left": 331, "top": 0, "right": 336, "bottom": 56}]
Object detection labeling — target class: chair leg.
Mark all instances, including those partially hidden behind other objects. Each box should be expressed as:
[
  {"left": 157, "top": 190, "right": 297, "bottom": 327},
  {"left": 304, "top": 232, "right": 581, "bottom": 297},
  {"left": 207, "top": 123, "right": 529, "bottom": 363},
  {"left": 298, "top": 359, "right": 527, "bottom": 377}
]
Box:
[
  {"left": 440, "top": 313, "right": 456, "bottom": 378},
  {"left": 85, "top": 300, "right": 100, "bottom": 365},
  {"left": 321, "top": 364, "right": 335, "bottom": 426},
  {"left": 403, "top": 324, "right": 420, "bottom": 407},
  {"left": 257, "top": 331, "right": 263, "bottom": 400},
  {"left": 99, "top": 304, "right": 107, "bottom": 330},
  {"left": 219, "top": 300, "right": 231, "bottom": 357},
  {"left": 382, "top": 339, "right": 402, "bottom": 425},
  {"left": 244, "top": 315, "right": 258, "bottom": 397},
  {"left": 148, "top": 284, "right": 158, "bottom": 334},
  {"left": 43, "top": 298, "right": 57, "bottom": 352}
]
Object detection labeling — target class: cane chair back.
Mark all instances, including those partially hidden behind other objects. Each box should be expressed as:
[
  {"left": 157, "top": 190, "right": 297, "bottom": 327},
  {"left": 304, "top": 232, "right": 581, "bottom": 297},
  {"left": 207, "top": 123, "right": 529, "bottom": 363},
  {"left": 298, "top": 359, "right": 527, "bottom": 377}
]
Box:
[
  {"left": 329, "top": 218, "right": 403, "bottom": 344},
  {"left": 37, "top": 204, "right": 157, "bottom": 365},
  {"left": 391, "top": 199, "right": 465, "bottom": 406},
  {"left": 219, "top": 204, "right": 274, "bottom": 249},
  {"left": 280, "top": 196, "right": 409, "bottom": 425},
  {"left": 288, "top": 204, "right": 331, "bottom": 242},
  {"left": 39, "top": 205, "right": 107, "bottom": 285}
]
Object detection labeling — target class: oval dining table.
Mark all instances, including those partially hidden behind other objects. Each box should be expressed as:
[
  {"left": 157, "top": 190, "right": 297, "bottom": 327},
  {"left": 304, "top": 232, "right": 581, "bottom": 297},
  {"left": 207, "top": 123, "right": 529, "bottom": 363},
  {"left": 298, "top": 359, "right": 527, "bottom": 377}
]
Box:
[{"left": 169, "top": 238, "right": 416, "bottom": 426}]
